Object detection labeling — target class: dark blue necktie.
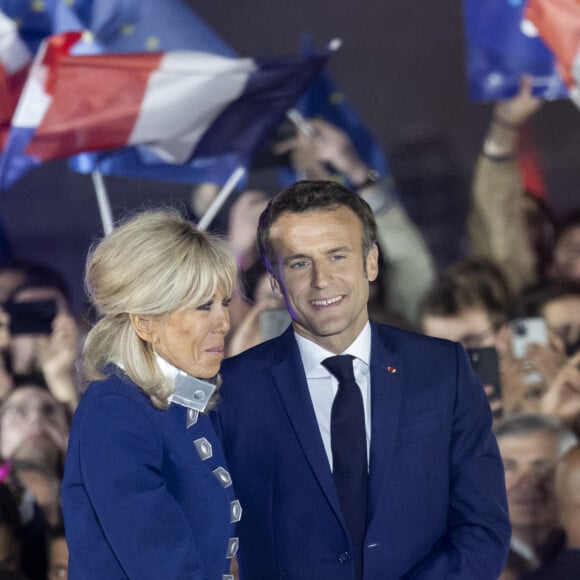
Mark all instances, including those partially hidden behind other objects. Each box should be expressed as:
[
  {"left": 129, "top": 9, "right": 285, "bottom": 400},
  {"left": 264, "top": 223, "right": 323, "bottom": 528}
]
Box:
[{"left": 322, "top": 355, "right": 367, "bottom": 579}]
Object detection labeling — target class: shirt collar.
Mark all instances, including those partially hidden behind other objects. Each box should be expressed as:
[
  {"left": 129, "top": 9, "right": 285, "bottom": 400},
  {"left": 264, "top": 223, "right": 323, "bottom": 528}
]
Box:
[
  {"left": 295, "top": 322, "right": 371, "bottom": 378},
  {"left": 155, "top": 354, "right": 216, "bottom": 412},
  {"left": 155, "top": 353, "right": 181, "bottom": 381}
]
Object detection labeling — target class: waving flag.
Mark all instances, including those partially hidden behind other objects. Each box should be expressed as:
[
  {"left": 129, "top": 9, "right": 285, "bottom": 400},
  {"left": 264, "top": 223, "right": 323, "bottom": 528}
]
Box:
[
  {"left": 525, "top": 0, "right": 580, "bottom": 106},
  {"left": 278, "top": 35, "right": 390, "bottom": 190},
  {"left": 463, "top": 0, "right": 568, "bottom": 101},
  {"left": 0, "top": 32, "right": 329, "bottom": 189},
  {"left": 0, "top": 0, "right": 254, "bottom": 187},
  {"left": 63, "top": 0, "right": 244, "bottom": 185},
  {"left": 0, "top": 10, "right": 33, "bottom": 147},
  {"left": 279, "top": 70, "right": 390, "bottom": 188}
]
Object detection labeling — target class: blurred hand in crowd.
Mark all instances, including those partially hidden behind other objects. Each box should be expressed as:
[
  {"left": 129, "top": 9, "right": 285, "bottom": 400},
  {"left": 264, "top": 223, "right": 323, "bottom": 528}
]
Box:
[
  {"left": 227, "top": 190, "right": 268, "bottom": 270},
  {"left": 227, "top": 273, "right": 287, "bottom": 357},
  {"left": 494, "top": 75, "right": 543, "bottom": 127},
  {"left": 501, "top": 343, "right": 567, "bottom": 415},
  {"left": 483, "top": 75, "right": 543, "bottom": 159},
  {"left": 541, "top": 352, "right": 580, "bottom": 425},
  {"left": 35, "top": 312, "right": 79, "bottom": 410},
  {"left": 8, "top": 287, "right": 79, "bottom": 412},
  {"left": 274, "top": 118, "right": 371, "bottom": 186}
]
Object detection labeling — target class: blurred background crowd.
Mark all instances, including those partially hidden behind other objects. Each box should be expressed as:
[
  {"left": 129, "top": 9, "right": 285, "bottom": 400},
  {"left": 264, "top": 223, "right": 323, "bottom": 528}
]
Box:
[{"left": 0, "top": 1, "right": 579, "bottom": 579}]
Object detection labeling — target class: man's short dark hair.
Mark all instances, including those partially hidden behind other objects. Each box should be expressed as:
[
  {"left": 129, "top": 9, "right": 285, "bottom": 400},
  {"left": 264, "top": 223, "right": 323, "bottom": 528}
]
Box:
[
  {"left": 257, "top": 180, "right": 377, "bottom": 276},
  {"left": 495, "top": 413, "right": 577, "bottom": 454},
  {"left": 515, "top": 281, "right": 580, "bottom": 318},
  {"left": 418, "top": 259, "right": 511, "bottom": 329}
]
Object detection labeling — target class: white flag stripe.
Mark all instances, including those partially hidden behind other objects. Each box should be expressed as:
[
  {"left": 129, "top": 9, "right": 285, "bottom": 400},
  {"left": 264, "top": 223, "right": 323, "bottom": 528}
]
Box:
[
  {"left": 129, "top": 52, "right": 257, "bottom": 163},
  {"left": 12, "top": 44, "right": 50, "bottom": 128}
]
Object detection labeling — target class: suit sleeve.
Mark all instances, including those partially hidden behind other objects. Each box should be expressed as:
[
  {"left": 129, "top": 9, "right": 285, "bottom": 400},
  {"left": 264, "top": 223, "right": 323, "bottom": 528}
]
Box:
[
  {"left": 404, "top": 343, "right": 511, "bottom": 580},
  {"left": 77, "top": 393, "right": 204, "bottom": 579}
]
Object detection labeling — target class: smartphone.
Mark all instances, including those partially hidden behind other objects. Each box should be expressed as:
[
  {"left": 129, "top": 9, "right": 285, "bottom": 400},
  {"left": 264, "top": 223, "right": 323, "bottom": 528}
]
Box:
[
  {"left": 511, "top": 317, "right": 548, "bottom": 359},
  {"left": 467, "top": 347, "right": 502, "bottom": 418},
  {"left": 4, "top": 300, "right": 57, "bottom": 335},
  {"left": 259, "top": 308, "right": 291, "bottom": 341}
]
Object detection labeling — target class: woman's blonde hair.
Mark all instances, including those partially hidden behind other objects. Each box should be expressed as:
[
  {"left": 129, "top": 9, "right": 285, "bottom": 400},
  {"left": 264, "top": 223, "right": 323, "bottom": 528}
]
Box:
[{"left": 83, "top": 209, "right": 236, "bottom": 409}]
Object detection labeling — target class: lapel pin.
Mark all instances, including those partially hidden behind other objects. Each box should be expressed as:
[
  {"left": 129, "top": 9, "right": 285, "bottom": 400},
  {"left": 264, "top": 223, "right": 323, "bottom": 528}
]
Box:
[{"left": 386, "top": 366, "right": 397, "bottom": 374}]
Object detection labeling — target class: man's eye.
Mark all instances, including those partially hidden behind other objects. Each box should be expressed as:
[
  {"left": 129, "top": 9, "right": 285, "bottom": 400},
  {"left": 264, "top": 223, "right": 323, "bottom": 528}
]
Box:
[
  {"left": 290, "top": 261, "right": 308, "bottom": 269},
  {"left": 330, "top": 254, "right": 346, "bottom": 261}
]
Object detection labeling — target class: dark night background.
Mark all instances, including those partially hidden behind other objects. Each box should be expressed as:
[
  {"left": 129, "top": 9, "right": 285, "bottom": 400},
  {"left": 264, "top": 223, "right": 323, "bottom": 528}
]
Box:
[{"left": 1, "top": 0, "right": 579, "bottom": 315}]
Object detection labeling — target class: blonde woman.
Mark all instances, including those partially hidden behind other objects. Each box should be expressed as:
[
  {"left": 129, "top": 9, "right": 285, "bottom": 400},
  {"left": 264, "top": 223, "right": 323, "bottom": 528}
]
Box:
[{"left": 62, "top": 210, "right": 239, "bottom": 579}]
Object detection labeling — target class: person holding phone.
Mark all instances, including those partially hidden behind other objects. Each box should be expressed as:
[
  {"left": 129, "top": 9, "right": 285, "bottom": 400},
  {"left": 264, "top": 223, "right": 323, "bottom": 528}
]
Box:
[
  {"left": 4, "top": 265, "right": 80, "bottom": 413},
  {"left": 61, "top": 210, "right": 239, "bottom": 579}
]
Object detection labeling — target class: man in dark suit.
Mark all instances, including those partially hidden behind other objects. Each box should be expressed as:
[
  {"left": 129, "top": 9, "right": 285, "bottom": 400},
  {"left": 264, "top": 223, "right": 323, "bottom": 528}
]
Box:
[{"left": 218, "top": 180, "right": 510, "bottom": 580}]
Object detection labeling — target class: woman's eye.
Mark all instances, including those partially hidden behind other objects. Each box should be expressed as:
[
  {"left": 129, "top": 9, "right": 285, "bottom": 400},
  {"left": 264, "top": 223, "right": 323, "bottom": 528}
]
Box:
[{"left": 196, "top": 302, "right": 212, "bottom": 311}]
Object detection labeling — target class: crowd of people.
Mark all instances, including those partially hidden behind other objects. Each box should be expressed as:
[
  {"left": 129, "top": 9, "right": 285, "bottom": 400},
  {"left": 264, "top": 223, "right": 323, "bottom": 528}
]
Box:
[{"left": 0, "top": 77, "right": 577, "bottom": 579}]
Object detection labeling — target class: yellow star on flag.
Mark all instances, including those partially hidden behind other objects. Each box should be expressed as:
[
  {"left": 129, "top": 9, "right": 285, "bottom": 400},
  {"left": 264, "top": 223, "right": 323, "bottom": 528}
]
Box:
[
  {"left": 146, "top": 36, "right": 160, "bottom": 51},
  {"left": 31, "top": 0, "right": 46, "bottom": 13}
]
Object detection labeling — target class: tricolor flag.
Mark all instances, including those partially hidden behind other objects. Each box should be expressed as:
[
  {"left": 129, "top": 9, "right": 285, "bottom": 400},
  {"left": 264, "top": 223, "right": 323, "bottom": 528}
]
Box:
[
  {"left": 0, "top": 0, "right": 251, "bottom": 187},
  {"left": 0, "top": 10, "right": 32, "bottom": 147},
  {"left": 0, "top": 32, "right": 329, "bottom": 189},
  {"left": 61, "top": 0, "right": 243, "bottom": 186},
  {"left": 525, "top": 0, "right": 580, "bottom": 107}
]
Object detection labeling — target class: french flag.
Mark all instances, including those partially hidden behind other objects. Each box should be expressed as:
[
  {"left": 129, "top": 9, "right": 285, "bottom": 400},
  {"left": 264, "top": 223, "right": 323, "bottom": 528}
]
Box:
[
  {"left": 1, "top": 31, "right": 329, "bottom": 187},
  {"left": 0, "top": 10, "right": 32, "bottom": 148}
]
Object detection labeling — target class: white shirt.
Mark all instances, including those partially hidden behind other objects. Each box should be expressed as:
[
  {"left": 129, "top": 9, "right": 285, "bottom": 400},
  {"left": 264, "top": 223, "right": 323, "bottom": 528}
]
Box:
[{"left": 295, "top": 322, "right": 372, "bottom": 470}]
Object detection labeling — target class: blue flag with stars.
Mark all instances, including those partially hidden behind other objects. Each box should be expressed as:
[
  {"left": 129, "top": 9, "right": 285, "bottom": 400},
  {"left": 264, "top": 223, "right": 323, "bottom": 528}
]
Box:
[{"left": 463, "top": 0, "right": 568, "bottom": 101}]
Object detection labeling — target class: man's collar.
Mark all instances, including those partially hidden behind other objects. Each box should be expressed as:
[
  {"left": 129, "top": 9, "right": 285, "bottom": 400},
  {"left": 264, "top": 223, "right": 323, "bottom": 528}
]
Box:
[{"left": 295, "top": 322, "right": 371, "bottom": 377}]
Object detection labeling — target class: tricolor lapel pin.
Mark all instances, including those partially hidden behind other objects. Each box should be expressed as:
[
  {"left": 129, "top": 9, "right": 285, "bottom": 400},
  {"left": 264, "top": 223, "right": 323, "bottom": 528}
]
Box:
[{"left": 386, "top": 365, "right": 397, "bottom": 374}]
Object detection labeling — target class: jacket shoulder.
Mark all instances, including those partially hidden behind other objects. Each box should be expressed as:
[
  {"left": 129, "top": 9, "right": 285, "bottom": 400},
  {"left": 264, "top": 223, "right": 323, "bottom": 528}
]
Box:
[{"left": 371, "top": 321, "right": 458, "bottom": 353}]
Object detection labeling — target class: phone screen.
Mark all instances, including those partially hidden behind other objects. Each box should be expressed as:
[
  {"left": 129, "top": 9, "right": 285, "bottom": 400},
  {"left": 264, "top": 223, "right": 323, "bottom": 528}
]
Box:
[
  {"left": 4, "top": 300, "right": 57, "bottom": 335},
  {"left": 467, "top": 347, "right": 502, "bottom": 419}
]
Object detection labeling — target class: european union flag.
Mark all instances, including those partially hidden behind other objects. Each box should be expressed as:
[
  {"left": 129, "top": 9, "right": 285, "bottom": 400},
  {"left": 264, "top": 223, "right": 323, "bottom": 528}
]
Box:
[
  {"left": 0, "top": 0, "right": 83, "bottom": 52},
  {"left": 463, "top": 0, "right": 568, "bottom": 101}
]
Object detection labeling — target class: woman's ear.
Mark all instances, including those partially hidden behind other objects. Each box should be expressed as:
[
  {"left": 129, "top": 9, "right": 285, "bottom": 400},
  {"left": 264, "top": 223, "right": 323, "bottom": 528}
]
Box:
[{"left": 129, "top": 314, "right": 156, "bottom": 343}]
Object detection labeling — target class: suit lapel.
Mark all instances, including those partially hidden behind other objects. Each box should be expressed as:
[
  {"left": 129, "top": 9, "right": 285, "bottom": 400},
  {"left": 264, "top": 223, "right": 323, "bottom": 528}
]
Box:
[
  {"left": 367, "top": 323, "right": 403, "bottom": 524},
  {"left": 271, "top": 328, "right": 344, "bottom": 525}
]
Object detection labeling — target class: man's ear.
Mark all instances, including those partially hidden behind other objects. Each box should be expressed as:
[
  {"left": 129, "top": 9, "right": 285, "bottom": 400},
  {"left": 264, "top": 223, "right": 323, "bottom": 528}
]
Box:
[
  {"left": 366, "top": 243, "right": 380, "bottom": 282},
  {"left": 269, "top": 273, "right": 283, "bottom": 298},
  {"left": 129, "top": 313, "right": 155, "bottom": 343}
]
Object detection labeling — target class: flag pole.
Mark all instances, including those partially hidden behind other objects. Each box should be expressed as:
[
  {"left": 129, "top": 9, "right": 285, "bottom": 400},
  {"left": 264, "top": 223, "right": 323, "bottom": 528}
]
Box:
[
  {"left": 285, "top": 37, "right": 342, "bottom": 138},
  {"left": 91, "top": 170, "right": 114, "bottom": 235},
  {"left": 197, "top": 166, "right": 246, "bottom": 231},
  {"left": 286, "top": 108, "right": 315, "bottom": 137}
]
